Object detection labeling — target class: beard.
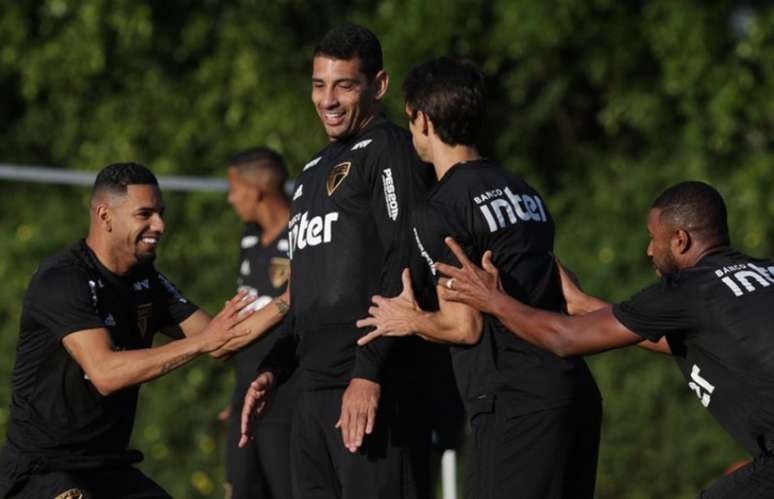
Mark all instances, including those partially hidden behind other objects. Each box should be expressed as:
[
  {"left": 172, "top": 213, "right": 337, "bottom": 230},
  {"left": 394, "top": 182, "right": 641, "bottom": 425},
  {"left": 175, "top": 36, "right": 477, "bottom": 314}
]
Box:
[
  {"left": 135, "top": 248, "right": 157, "bottom": 265},
  {"left": 653, "top": 251, "right": 679, "bottom": 277}
]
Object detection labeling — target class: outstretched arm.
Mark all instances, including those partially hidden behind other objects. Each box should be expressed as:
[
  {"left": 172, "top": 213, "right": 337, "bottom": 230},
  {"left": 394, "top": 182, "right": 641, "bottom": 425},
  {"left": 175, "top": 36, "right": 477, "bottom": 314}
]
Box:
[
  {"left": 434, "top": 237, "right": 642, "bottom": 357},
  {"left": 356, "top": 268, "right": 483, "bottom": 346},
  {"left": 62, "top": 291, "right": 256, "bottom": 396}
]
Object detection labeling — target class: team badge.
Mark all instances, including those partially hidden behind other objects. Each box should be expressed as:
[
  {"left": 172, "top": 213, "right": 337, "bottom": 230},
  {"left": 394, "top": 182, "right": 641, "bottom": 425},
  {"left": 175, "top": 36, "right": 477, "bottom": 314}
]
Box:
[
  {"left": 327, "top": 162, "right": 351, "bottom": 196},
  {"left": 55, "top": 489, "right": 84, "bottom": 499},
  {"left": 269, "top": 257, "right": 291, "bottom": 288},
  {"left": 137, "top": 303, "right": 153, "bottom": 337}
]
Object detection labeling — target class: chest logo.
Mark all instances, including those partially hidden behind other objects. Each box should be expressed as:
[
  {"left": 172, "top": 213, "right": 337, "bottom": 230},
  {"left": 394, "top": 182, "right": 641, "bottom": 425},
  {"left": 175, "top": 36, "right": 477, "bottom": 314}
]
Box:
[
  {"left": 269, "top": 257, "right": 291, "bottom": 288},
  {"left": 688, "top": 364, "right": 715, "bottom": 408},
  {"left": 137, "top": 303, "right": 153, "bottom": 338},
  {"left": 327, "top": 162, "right": 351, "bottom": 196}
]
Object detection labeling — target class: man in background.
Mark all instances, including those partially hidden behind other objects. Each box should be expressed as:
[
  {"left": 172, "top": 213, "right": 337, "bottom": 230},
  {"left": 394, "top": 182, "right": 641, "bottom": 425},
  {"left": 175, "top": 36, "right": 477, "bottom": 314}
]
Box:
[{"left": 222, "top": 148, "right": 297, "bottom": 499}]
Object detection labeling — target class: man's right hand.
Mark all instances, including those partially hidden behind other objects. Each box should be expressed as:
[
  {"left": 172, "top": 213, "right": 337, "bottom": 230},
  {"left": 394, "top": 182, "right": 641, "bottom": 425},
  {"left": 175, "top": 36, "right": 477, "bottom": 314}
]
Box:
[
  {"left": 239, "top": 371, "right": 275, "bottom": 448},
  {"left": 197, "top": 290, "right": 256, "bottom": 354}
]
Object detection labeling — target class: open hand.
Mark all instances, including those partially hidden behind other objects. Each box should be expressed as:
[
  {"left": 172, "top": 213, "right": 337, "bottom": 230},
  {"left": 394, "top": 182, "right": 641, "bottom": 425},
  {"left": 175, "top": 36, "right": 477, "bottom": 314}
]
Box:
[
  {"left": 199, "top": 290, "right": 256, "bottom": 354},
  {"left": 336, "top": 378, "right": 380, "bottom": 453},
  {"left": 356, "top": 268, "right": 419, "bottom": 346},
  {"left": 239, "top": 371, "right": 275, "bottom": 448},
  {"left": 435, "top": 237, "right": 503, "bottom": 314}
]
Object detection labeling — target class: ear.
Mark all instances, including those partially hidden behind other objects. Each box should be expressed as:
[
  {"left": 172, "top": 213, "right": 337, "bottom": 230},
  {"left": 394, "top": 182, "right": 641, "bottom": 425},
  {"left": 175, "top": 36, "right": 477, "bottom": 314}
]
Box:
[
  {"left": 372, "top": 69, "right": 389, "bottom": 101},
  {"left": 672, "top": 228, "right": 691, "bottom": 255},
  {"left": 95, "top": 203, "right": 112, "bottom": 232}
]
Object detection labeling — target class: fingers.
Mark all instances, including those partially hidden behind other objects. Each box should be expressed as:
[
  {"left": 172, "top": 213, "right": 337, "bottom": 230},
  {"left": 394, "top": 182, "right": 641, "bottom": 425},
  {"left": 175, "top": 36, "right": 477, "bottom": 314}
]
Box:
[
  {"left": 356, "top": 316, "right": 378, "bottom": 329},
  {"left": 433, "top": 261, "right": 466, "bottom": 280},
  {"left": 400, "top": 268, "right": 416, "bottom": 301},
  {"left": 444, "top": 237, "right": 474, "bottom": 268},
  {"left": 335, "top": 409, "right": 350, "bottom": 449},
  {"left": 352, "top": 410, "right": 367, "bottom": 451},
  {"left": 357, "top": 329, "right": 385, "bottom": 346},
  {"left": 365, "top": 404, "right": 376, "bottom": 435},
  {"left": 481, "top": 250, "right": 496, "bottom": 273}
]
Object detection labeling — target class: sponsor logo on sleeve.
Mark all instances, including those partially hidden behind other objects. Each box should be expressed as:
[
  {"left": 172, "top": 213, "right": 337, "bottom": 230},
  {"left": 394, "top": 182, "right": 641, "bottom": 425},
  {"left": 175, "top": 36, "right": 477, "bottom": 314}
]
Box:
[
  {"left": 327, "top": 162, "right": 351, "bottom": 196},
  {"left": 303, "top": 156, "right": 322, "bottom": 171},
  {"left": 241, "top": 235, "right": 259, "bottom": 248},
  {"left": 382, "top": 169, "right": 398, "bottom": 221},
  {"left": 351, "top": 139, "right": 373, "bottom": 151},
  {"left": 413, "top": 227, "right": 436, "bottom": 275}
]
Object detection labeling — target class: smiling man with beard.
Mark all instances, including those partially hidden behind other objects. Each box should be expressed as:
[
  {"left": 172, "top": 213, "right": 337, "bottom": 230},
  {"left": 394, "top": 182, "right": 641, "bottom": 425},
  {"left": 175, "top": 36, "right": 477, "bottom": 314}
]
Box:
[{"left": 0, "top": 163, "right": 290, "bottom": 499}]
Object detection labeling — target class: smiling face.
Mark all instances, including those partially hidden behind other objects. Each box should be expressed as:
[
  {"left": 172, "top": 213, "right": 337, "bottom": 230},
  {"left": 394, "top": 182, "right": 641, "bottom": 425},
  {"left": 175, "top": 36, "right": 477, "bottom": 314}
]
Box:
[
  {"left": 646, "top": 208, "right": 679, "bottom": 277},
  {"left": 311, "top": 55, "right": 386, "bottom": 141},
  {"left": 107, "top": 184, "right": 166, "bottom": 268}
]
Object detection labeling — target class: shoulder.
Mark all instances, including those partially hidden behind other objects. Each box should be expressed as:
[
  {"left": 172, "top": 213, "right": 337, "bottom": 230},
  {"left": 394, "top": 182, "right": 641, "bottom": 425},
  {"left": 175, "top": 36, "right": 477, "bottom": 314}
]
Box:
[
  {"left": 351, "top": 119, "right": 414, "bottom": 164},
  {"left": 30, "top": 244, "right": 95, "bottom": 293}
]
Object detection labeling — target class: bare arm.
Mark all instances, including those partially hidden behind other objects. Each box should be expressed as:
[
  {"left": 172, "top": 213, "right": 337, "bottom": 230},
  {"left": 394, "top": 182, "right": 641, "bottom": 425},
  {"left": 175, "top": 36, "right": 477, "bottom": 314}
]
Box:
[
  {"left": 62, "top": 292, "right": 254, "bottom": 396},
  {"left": 209, "top": 288, "right": 290, "bottom": 358},
  {"left": 435, "top": 237, "right": 643, "bottom": 356},
  {"left": 356, "top": 269, "right": 483, "bottom": 346}
]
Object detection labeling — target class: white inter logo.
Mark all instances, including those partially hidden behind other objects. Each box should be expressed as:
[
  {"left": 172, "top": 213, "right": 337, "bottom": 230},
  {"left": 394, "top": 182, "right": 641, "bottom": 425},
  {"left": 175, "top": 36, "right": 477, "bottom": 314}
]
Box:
[
  {"left": 288, "top": 211, "right": 339, "bottom": 258},
  {"left": 717, "top": 263, "right": 774, "bottom": 297},
  {"left": 476, "top": 187, "right": 547, "bottom": 233},
  {"left": 688, "top": 364, "right": 715, "bottom": 408}
]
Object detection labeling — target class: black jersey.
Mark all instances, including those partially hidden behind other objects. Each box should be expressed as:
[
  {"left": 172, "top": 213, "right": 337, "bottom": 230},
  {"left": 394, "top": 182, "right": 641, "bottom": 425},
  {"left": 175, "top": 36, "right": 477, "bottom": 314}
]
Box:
[
  {"left": 2, "top": 240, "right": 197, "bottom": 469},
  {"left": 232, "top": 224, "right": 290, "bottom": 394},
  {"left": 411, "top": 159, "right": 599, "bottom": 417},
  {"left": 613, "top": 249, "right": 774, "bottom": 455},
  {"left": 282, "top": 115, "right": 433, "bottom": 389}
]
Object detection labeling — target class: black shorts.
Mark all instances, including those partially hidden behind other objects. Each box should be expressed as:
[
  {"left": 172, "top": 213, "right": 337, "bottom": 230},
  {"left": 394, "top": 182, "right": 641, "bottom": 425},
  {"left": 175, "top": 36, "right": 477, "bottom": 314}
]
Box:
[
  {"left": 464, "top": 397, "right": 601, "bottom": 499},
  {"left": 6, "top": 466, "right": 171, "bottom": 499},
  {"left": 290, "top": 388, "right": 430, "bottom": 499},
  {"left": 699, "top": 453, "right": 774, "bottom": 498}
]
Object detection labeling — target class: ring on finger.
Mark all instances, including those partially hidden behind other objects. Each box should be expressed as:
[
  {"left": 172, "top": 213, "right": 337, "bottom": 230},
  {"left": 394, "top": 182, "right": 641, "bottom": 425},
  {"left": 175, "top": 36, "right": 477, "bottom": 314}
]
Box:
[{"left": 446, "top": 278, "right": 455, "bottom": 290}]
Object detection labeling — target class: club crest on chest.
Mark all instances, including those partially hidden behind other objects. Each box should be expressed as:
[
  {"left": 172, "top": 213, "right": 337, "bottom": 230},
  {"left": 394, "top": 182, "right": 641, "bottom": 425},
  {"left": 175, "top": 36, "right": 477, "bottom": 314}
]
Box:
[{"left": 327, "top": 162, "right": 351, "bottom": 196}]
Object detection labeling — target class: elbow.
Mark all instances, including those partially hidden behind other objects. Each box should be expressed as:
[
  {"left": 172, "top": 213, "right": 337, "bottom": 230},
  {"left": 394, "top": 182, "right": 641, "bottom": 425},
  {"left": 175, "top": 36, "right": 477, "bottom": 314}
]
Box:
[
  {"left": 457, "top": 316, "right": 484, "bottom": 346},
  {"left": 90, "top": 374, "right": 119, "bottom": 397},
  {"left": 545, "top": 321, "right": 577, "bottom": 358}
]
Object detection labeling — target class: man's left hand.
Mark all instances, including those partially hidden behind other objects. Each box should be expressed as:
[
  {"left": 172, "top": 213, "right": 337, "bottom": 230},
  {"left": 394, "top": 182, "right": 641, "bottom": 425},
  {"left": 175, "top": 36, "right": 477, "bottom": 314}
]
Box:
[{"left": 336, "top": 378, "right": 381, "bottom": 453}]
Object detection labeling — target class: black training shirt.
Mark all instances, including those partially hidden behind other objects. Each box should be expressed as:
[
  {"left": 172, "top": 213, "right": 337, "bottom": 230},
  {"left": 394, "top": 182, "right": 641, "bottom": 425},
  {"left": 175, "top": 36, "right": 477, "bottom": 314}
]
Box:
[
  {"left": 266, "top": 115, "right": 433, "bottom": 389},
  {"left": 614, "top": 249, "right": 774, "bottom": 455},
  {"left": 3, "top": 240, "right": 197, "bottom": 469},
  {"left": 412, "top": 159, "right": 599, "bottom": 417}
]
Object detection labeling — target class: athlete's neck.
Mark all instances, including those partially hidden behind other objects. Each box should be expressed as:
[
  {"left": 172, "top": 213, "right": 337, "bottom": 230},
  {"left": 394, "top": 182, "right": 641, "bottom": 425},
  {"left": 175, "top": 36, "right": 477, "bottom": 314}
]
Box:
[
  {"left": 84, "top": 233, "right": 134, "bottom": 276},
  {"left": 431, "top": 144, "right": 481, "bottom": 181},
  {"left": 255, "top": 196, "right": 290, "bottom": 246}
]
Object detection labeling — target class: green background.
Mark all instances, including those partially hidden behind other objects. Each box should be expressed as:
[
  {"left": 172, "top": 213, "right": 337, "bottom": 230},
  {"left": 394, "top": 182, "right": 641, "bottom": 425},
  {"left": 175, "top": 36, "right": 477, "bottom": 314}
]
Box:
[{"left": 2, "top": 1, "right": 773, "bottom": 497}]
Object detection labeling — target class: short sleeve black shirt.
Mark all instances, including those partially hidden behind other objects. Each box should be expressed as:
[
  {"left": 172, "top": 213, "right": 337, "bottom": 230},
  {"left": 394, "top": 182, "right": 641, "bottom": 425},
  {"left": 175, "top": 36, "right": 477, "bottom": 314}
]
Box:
[
  {"left": 4, "top": 240, "right": 197, "bottom": 467},
  {"left": 411, "top": 159, "right": 599, "bottom": 417},
  {"left": 613, "top": 249, "right": 774, "bottom": 454}
]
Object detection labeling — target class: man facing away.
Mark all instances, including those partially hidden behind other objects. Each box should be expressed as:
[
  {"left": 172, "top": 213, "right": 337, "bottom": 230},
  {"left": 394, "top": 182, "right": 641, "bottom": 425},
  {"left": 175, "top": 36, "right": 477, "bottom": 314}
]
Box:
[
  {"left": 223, "top": 147, "right": 298, "bottom": 499},
  {"left": 358, "top": 57, "right": 602, "bottom": 499},
  {"left": 241, "top": 24, "right": 435, "bottom": 499},
  {"left": 435, "top": 180, "right": 774, "bottom": 498},
  {"left": 0, "top": 163, "right": 288, "bottom": 499}
]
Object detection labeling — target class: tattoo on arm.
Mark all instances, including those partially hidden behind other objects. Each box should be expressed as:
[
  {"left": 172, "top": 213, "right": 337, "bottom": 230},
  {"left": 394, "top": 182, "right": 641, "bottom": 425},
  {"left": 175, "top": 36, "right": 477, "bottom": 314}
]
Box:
[
  {"left": 160, "top": 352, "right": 196, "bottom": 374},
  {"left": 274, "top": 298, "right": 289, "bottom": 315}
]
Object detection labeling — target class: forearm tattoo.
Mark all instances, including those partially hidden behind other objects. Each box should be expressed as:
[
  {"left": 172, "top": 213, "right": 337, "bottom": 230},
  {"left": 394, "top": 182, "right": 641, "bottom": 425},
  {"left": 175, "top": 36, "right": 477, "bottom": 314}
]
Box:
[
  {"left": 160, "top": 352, "right": 196, "bottom": 374},
  {"left": 274, "top": 298, "right": 289, "bottom": 315}
]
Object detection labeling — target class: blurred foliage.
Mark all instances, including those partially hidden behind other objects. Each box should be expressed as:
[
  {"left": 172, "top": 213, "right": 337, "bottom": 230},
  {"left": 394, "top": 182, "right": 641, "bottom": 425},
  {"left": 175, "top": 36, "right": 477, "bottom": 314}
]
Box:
[{"left": 1, "top": 0, "right": 773, "bottom": 497}]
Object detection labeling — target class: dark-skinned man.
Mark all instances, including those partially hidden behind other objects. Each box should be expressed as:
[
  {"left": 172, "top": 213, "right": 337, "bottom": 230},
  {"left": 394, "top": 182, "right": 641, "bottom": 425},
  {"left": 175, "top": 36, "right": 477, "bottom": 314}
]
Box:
[
  {"left": 0, "top": 163, "right": 289, "bottom": 499},
  {"left": 357, "top": 57, "right": 601, "bottom": 499},
  {"left": 240, "top": 24, "right": 434, "bottom": 499},
  {"left": 222, "top": 147, "right": 297, "bottom": 499},
  {"left": 432, "top": 181, "right": 774, "bottom": 498}
]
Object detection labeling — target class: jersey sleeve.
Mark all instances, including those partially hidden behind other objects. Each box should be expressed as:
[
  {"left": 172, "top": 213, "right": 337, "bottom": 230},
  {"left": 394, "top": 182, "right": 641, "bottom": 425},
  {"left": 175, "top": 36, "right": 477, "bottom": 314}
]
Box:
[
  {"left": 351, "top": 135, "right": 430, "bottom": 382},
  {"left": 155, "top": 271, "right": 199, "bottom": 327},
  {"left": 612, "top": 279, "right": 697, "bottom": 342},
  {"left": 257, "top": 310, "right": 298, "bottom": 384},
  {"left": 24, "top": 265, "right": 106, "bottom": 341},
  {"left": 412, "top": 202, "right": 475, "bottom": 288}
]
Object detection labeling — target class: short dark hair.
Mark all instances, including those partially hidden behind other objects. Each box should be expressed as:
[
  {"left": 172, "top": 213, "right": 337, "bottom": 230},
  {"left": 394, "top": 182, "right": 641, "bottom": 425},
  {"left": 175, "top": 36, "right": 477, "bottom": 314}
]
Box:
[
  {"left": 403, "top": 57, "right": 485, "bottom": 146},
  {"left": 314, "top": 24, "right": 383, "bottom": 81},
  {"left": 92, "top": 162, "right": 158, "bottom": 199},
  {"left": 652, "top": 181, "right": 730, "bottom": 245},
  {"left": 228, "top": 147, "right": 288, "bottom": 195}
]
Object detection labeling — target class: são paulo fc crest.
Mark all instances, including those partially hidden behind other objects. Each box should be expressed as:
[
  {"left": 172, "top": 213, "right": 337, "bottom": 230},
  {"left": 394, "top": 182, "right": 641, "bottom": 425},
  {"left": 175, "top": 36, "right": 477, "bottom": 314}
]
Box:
[
  {"left": 269, "top": 257, "right": 290, "bottom": 288},
  {"left": 137, "top": 303, "right": 153, "bottom": 337},
  {"left": 327, "top": 162, "right": 351, "bottom": 196}
]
